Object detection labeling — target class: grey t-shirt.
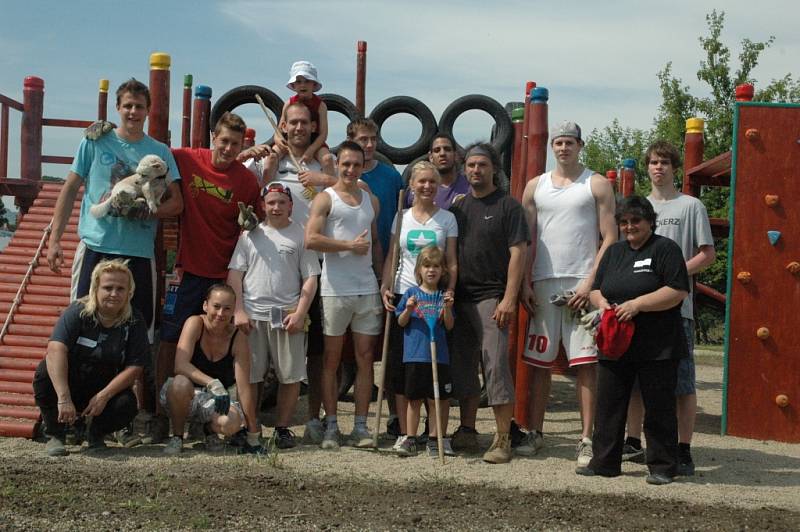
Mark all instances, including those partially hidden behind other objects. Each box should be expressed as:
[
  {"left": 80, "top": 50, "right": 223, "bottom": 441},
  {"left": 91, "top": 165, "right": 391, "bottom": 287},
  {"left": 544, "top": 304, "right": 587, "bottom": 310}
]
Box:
[{"left": 647, "top": 193, "right": 714, "bottom": 320}]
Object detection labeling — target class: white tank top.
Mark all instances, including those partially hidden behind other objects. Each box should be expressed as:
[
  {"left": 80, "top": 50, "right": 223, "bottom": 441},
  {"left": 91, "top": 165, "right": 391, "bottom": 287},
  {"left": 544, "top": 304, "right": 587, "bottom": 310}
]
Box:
[
  {"left": 532, "top": 168, "right": 599, "bottom": 280},
  {"left": 320, "top": 187, "right": 379, "bottom": 296},
  {"left": 276, "top": 157, "right": 322, "bottom": 227}
]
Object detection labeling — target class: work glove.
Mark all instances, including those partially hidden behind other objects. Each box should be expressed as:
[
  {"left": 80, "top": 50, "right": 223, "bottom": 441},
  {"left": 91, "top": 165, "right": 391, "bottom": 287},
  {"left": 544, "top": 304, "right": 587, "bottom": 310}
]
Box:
[
  {"left": 549, "top": 290, "right": 576, "bottom": 307},
  {"left": 84, "top": 120, "right": 116, "bottom": 140},
  {"left": 580, "top": 309, "right": 602, "bottom": 335},
  {"left": 205, "top": 379, "right": 230, "bottom": 415},
  {"left": 237, "top": 202, "right": 258, "bottom": 231}
]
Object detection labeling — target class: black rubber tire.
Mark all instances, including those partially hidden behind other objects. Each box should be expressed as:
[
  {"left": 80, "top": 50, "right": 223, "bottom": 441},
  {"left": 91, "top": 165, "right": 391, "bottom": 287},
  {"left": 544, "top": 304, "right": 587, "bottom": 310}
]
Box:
[
  {"left": 210, "top": 85, "right": 283, "bottom": 139},
  {"left": 438, "top": 94, "right": 514, "bottom": 155},
  {"left": 400, "top": 154, "right": 430, "bottom": 185},
  {"left": 319, "top": 93, "right": 361, "bottom": 122},
  {"left": 369, "top": 96, "right": 437, "bottom": 164}
]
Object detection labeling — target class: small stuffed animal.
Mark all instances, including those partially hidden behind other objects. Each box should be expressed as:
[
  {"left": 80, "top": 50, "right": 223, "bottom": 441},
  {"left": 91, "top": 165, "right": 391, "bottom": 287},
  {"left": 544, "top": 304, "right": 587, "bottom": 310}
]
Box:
[
  {"left": 237, "top": 202, "right": 258, "bottom": 231},
  {"left": 90, "top": 154, "right": 169, "bottom": 218}
]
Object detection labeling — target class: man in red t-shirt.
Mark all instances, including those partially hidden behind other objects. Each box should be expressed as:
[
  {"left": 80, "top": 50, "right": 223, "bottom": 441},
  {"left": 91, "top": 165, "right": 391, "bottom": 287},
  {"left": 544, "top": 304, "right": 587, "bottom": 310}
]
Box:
[{"left": 152, "top": 112, "right": 264, "bottom": 440}]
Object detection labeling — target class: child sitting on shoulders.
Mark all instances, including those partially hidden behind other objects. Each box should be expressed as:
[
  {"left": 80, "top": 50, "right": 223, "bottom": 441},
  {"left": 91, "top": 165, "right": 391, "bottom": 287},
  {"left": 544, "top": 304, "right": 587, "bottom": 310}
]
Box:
[
  {"left": 277, "top": 60, "right": 335, "bottom": 175},
  {"left": 394, "top": 246, "right": 455, "bottom": 457}
]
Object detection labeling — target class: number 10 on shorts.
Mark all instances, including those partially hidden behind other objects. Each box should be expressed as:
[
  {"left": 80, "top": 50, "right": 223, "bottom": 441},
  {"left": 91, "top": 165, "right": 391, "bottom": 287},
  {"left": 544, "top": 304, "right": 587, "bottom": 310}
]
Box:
[{"left": 527, "top": 334, "right": 549, "bottom": 354}]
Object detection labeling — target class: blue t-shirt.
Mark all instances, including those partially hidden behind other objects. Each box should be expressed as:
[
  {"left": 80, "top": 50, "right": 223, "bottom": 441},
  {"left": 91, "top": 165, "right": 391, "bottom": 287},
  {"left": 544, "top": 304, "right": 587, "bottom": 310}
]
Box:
[
  {"left": 71, "top": 131, "right": 180, "bottom": 259},
  {"left": 395, "top": 286, "right": 450, "bottom": 364},
  {"left": 360, "top": 161, "right": 404, "bottom": 256}
]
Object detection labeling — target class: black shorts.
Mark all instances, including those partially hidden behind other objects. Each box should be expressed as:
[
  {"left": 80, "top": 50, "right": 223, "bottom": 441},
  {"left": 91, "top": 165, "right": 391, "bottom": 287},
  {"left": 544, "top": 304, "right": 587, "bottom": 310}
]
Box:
[
  {"left": 403, "top": 362, "right": 452, "bottom": 401},
  {"left": 160, "top": 272, "right": 221, "bottom": 342}
]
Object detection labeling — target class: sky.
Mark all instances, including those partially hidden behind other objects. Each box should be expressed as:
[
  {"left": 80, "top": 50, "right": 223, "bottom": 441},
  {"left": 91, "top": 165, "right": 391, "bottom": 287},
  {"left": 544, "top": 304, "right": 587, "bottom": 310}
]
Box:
[{"left": 1, "top": 0, "right": 798, "bottom": 214}]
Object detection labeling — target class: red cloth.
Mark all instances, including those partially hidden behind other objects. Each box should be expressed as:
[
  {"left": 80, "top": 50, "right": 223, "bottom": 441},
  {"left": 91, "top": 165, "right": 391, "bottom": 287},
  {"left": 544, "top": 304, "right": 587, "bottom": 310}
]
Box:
[
  {"left": 289, "top": 93, "right": 322, "bottom": 125},
  {"left": 172, "top": 148, "right": 264, "bottom": 278},
  {"left": 596, "top": 309, "right": 635, "bottom": 359}
]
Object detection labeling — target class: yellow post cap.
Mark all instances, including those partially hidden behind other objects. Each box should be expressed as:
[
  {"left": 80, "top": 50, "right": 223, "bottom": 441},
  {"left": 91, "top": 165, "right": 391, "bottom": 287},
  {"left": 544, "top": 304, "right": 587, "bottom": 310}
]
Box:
[
  {"left": 98, "top": 79, "right": 109, "bottom": 92},
  {"left": 149, "top": 52, "right": 171, "bottom": 70},
  {"left": 686, "top": 118, "right": 704, "bottom": 134}
]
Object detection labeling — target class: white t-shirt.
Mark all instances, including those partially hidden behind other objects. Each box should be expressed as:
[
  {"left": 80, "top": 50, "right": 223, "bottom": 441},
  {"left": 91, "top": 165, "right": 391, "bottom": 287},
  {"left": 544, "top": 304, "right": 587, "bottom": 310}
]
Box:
[
  {"left": 275, "top": 157, "right": 323, "bottom": 227},
  {"left": 391, "top": 207, "right": 458, "bottom": 294},
  {"left": 228, "top": 221, "right": 320, "bottom": 320}
]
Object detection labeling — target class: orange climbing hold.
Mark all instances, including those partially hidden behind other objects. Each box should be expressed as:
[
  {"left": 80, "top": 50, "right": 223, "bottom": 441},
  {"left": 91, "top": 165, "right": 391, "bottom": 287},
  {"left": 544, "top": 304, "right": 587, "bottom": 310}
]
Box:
[
  {"left": 764, "top": 194, "right": 779, "bottom": 207},
  {"left": 775, "top": 395, "right": 789, "bottom": 408},
  {"left": 786, "top": 262, "right": 800, "bottom": 275},
  {"left": 745, "top": 128, "right": 760, "bottom": 140},
  {"left": 736, "top": 271, "right": 752, "bottom": 284},
  {"left": 756, "top": 327, "right": 770, "bottom": 340}
]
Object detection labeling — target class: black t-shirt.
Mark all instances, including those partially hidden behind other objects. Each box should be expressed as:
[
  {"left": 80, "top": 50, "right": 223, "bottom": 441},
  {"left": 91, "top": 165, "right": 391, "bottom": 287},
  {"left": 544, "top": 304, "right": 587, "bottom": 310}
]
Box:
[
  {"left": 592, "top": 233, "right": 689, "bottom": 361},
  {"left": 46, "top": 301, "right": 148, "bottom": 393},
  {"left": 450, "top": 189, "right": 530, "bottom": 302}
]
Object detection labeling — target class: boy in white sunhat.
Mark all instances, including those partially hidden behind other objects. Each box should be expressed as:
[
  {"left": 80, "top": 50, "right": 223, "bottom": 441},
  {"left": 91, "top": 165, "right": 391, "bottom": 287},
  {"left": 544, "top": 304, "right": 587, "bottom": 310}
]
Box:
[{"left": 277, "top": 61, "right": 335, "bottom": 176}]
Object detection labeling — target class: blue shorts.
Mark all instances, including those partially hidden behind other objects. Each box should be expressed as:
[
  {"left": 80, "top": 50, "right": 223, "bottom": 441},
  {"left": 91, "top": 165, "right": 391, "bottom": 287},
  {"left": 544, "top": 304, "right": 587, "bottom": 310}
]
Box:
[
  {"left": 675, "top": 318, "right": 696, "bottom": 396},
  {"left": 160, "top": 272, "right": 222, "bottom": 342}
]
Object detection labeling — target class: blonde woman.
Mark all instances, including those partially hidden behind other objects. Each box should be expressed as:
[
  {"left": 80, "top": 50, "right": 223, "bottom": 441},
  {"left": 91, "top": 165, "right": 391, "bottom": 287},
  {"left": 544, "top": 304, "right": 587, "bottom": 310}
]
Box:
[
  {"left": 33, "top": 259, "right": 148, "bottom": 456},
  {"left": 380, "top": 160, "right": 458, "bottom": 455}
]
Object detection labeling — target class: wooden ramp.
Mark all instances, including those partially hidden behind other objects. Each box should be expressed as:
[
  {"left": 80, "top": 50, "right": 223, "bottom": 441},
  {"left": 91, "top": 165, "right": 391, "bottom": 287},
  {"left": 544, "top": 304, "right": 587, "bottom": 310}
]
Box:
[{"left": 0, "top": 182, "right": 78, "bottom": 438}]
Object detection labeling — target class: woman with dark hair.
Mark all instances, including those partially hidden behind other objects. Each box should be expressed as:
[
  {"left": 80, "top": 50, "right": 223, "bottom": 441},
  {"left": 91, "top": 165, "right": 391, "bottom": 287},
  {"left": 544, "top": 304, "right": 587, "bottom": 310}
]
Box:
[
  {"left": 577, "top": 195, "right": 689, "bottom": 485},
  {"left": 33, "top": 259, "right": 147, "bottom": 456}
]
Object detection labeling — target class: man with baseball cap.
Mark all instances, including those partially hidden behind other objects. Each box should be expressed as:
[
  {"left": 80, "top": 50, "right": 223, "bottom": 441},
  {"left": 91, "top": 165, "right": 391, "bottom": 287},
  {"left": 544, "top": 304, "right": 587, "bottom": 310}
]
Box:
[
  {"left": 519, "top": 121, "right": 617, "bottom": 465},
  {"left": 228, "top": 182, "right": 321, "bottom": 449}
]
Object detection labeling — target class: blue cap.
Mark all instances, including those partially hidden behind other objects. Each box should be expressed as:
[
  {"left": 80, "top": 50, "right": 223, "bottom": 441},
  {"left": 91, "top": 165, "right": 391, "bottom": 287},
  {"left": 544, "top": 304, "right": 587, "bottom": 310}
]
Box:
[
  {"left": 195, "top": 85, "right": 212, "bottom": 99},
  {"left": 531, "top": 87, "right": 549, "bottom": 103},
  {"left": 622, "top": 158, "right": 636, "bottom": 169}
]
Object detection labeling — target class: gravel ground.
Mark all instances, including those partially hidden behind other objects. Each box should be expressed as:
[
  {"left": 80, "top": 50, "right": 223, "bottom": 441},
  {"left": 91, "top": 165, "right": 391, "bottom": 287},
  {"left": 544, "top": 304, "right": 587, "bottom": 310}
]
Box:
[{"left": 1, "top": 363, "right": 798, "bottom": 531}]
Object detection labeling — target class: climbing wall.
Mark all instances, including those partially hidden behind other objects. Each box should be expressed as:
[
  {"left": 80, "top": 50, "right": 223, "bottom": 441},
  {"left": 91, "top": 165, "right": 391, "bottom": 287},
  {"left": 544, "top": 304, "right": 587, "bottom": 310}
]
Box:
[{"left": 725, "top": 102, "right": 800, "bottom": 442}]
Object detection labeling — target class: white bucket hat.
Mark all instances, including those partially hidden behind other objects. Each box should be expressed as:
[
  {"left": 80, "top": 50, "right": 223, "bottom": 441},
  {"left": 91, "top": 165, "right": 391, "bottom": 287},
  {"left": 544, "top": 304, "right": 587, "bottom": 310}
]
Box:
[{"left": 286, "top": 61, "right": 322, "bottom": 92}]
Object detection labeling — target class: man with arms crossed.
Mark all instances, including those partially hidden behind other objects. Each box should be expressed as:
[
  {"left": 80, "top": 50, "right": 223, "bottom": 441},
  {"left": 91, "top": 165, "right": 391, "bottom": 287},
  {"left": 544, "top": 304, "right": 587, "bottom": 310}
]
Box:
[
  {"left": 623, "top": 140, "right": 715, "bottom": 476},
  {"left": 305, "top": 141, "right": 383, "bottom": 450},
  {"left": 520, "top": 122, "right": 616, "bottom": 466}
]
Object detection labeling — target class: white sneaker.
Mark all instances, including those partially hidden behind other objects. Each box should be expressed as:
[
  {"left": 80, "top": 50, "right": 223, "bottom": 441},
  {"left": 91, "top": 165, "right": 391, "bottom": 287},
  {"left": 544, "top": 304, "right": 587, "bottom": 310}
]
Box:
[
  {"left": 576, "top": 437, "right": 593, "bottom": 466},
  {"left": 303, "top": 418, "right": 325, "bottom": 445},
  {"left": 163, "top": 436, "right": 183, "bottom": 455},
  {"left": 515, "top": 430, "right": 544, "bottom": 457},
  {"left": 321, "top": 429, "right": 341, "bottom": 451},
  {"left": 392, "top": 435, "right": 407, "bottom": 452}
]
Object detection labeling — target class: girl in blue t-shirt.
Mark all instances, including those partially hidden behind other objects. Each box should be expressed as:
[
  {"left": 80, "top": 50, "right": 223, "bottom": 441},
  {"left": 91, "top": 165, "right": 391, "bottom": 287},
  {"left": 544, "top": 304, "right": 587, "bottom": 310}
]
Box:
[{"left": 394, "top": 246, "right": 454, "bottom": 456}]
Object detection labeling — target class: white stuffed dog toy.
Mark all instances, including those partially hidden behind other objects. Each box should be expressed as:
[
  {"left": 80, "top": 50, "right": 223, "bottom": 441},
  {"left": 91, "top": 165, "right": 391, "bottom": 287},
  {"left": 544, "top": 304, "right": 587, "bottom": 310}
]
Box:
[{"left": 90, "top": 154, "right": 169, "bottom": 218}]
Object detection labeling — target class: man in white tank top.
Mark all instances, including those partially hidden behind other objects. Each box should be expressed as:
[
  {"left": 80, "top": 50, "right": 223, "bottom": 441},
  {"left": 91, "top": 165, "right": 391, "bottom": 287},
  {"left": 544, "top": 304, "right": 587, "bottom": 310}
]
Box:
[
  {"left": 306, "top": 141, "right": 383, "bottom": 450},
  {"left": 519, "top": 122, "right": 617, "bottom": 466}
]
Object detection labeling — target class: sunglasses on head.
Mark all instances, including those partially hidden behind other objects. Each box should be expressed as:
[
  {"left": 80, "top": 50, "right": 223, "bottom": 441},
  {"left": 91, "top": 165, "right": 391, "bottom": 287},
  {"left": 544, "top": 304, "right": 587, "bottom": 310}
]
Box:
[{"left": 261, "top": 182, "right": 293, "bottom": 201}]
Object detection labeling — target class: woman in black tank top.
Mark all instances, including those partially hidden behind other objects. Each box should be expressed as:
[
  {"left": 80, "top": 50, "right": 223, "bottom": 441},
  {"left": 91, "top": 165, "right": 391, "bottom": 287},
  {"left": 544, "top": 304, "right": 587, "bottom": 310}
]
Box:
[{"left": 161, "top": 284, "right": 262, "bottom": 454}]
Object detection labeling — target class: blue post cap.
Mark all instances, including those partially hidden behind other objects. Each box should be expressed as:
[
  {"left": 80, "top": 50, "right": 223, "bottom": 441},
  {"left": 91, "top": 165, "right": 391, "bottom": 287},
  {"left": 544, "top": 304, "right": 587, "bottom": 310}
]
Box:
[
  {"left": 195, "top": 85, "right": 212, "bottom": 99},
  {"left": 530, "top": 87, "right": 549, "bottom": 103},
  {"left": 622, "top": 158, "right": 636, "bottom": 169}
]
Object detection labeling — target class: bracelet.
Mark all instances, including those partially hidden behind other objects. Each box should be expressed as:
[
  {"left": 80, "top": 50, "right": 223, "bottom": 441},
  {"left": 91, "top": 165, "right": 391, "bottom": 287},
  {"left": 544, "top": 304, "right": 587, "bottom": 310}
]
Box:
[{"left": 57, "top": 400, "right": 72, "bottom": 405}]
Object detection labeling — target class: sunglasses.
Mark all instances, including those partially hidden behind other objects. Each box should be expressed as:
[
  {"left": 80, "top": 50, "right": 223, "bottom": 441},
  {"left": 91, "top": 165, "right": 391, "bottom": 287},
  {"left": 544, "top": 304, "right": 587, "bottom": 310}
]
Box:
[
  {"left": 617, "top": 217, "right": 643, "bottom": 227},
  {"left": 261, "top": 182, "right": 293, "bottom": 201}
]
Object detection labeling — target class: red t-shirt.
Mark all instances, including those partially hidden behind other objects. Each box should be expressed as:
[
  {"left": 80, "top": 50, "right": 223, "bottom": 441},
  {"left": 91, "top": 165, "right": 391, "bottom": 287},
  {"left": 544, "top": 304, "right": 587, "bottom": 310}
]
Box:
[
  {"left": 172, "top": 148, "right": 264, "bottom": 278},
  {"left": 289, "top": 93, "right": 322, "bottom": 125}
]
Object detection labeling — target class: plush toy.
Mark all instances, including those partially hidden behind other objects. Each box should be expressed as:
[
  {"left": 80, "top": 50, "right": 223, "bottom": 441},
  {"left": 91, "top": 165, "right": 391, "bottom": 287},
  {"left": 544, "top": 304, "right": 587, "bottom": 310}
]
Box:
[{"left": 90, "top": 154, "right": 169, "bottom": 218}]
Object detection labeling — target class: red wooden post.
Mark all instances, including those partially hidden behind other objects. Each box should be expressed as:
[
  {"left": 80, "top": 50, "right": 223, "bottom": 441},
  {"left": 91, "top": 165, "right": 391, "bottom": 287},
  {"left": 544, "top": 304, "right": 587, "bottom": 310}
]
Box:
[
  {"left": 516, "top": 81, "right": 536, "bottom": 184},
  {"left": 606, "top": 169, "right": 618, "bottom": 191},
  {"left": 356, "top": 41, "right": 367, "bottom": 117},
  {"left": 0, "top": 104, "right": 8, "bottom": 179},
  {"left": 97, "top": 79, "right": 109, "bottom": 121},
  {"left": 148, "top": 52, "right": 170, "bottom": 144},
  {"left": 191, "top": 85, "right": 212, "bottom": 148},
  {"left": 509, "top": 106, "right": 526, "bottom": 199},
  {"left": 621, "top": 158, "right": 636, "bottom": 197},
  {"left": 513, "top": 86, "right": 549, "bottom": 428},
  {"left": 181, "top": 74, "right": 193, "bottom": 148},
  {"left": 20, "top": 76, "right": 44, "bottom": 183},
  {"left": 683, "top": 118, "right": 704, "bottom": 197}
]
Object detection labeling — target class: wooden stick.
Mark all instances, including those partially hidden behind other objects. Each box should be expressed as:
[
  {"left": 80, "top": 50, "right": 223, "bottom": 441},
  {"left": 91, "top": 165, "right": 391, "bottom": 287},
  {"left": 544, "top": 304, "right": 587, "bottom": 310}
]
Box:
[
  {"left": 373, "top": 189, "right": 406, "bottom": 448},
  {"left": 429, "top": 338, "right": 445, "bottom": 465}
]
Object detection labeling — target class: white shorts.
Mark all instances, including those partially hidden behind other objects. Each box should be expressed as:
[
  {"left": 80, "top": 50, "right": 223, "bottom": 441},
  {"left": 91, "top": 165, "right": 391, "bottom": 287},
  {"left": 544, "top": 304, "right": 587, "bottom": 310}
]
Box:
[
  {"left": 248, "top": 319, "right": 308, "bottom": 384},
  {"left": 524, "top": 277, "right": 597, "bottom": 368},
  {"left": 321, "top": 294, "right": 383, "bottom": 336}
]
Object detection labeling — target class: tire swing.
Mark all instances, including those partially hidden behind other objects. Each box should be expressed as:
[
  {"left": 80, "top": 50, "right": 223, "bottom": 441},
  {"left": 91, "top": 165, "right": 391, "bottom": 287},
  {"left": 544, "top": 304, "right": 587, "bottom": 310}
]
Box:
[
  {"left": 210, "top": 85, "right": 283, "bottom": 143},
  {"left": 369, "top": 96, "right": 437, "bottom": 164}
]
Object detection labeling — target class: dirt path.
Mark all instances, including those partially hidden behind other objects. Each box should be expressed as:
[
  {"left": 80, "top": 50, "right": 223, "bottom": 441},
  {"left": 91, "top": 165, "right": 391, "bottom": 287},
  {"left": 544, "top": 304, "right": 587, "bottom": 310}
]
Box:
[{"left": 1, "top": 364, "right": 799, "bottom": 530}]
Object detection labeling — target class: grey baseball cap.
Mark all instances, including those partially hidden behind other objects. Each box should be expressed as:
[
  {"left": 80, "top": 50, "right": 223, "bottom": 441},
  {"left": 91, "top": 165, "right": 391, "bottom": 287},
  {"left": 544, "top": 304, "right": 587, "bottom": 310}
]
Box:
[{"left": 550, "top": 121, "right": 582, "bottom": 142}]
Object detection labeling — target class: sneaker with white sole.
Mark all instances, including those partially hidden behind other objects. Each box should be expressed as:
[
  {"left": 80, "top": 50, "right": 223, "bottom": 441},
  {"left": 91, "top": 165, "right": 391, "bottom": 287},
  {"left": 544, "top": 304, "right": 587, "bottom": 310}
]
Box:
[
  {"left": 163, "top": 436, "right": 183, "bottom": 455},
  {"left": 622, "top": 443, "right": 645, "bottom": 463},
  {"left": 427, "top": 437, "right": 456, "bottom": 457},
  {"left": 321, "top": 429, "right": 341, "bottom": 451},
  {"left": 396, "top": 437, "right": 418, "bottom": 457},
  {"left": 303, "top": 418, "right": 325, "bottom": 445},
  {"left": 515, "top": 430, "right": 544, "bottom": 457},
  {"left": 576, "top": 437, "right": 593, "bottom": 466},
  {"left": 46, "top": 436, "right": 68, "bottom": 457},
  {"left": 349, "top": 426, "right": 376, "bottom": 448},
  {"left": 114, "top": 425, "right": 142, "bottom": 448}
]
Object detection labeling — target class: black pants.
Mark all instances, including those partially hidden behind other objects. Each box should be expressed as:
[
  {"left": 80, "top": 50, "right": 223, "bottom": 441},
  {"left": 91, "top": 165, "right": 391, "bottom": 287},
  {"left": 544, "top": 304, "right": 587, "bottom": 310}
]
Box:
[
  {"left": 33, "top": 361, "right": 138, "bottom": 439},
  {"left": 589, "top": 358, "right": 679, "bottom": 477}
]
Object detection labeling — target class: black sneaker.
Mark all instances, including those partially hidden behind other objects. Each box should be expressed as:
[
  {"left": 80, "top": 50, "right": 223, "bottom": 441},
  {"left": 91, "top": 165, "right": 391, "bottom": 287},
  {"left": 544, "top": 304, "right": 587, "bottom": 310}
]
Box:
[
  {"left": 450, "top": 425, "right": 479, "bottom": 453},
  {"left": 228, "top": 428, "right": 248, "bottom": 448},
  {"left": 510, "top": 420, "right": 525, "bottom": 448},
  {"left": 418, "top": 417, "right": 429, "bottom": 445},
  {"left": 386, "top": 417, "right": 401, "bottom": 438},
  {"left": 86, "top": 424, "right": 107, "bottom": 452},
  {"left": 621, "top": 443, "right": 645, "bottom": 463},
  {"left": 677, "top": 456, "right": 695, "bottom": 476},
  {"left": 273, "top": 427, "right": 297, "bottom": 449}
]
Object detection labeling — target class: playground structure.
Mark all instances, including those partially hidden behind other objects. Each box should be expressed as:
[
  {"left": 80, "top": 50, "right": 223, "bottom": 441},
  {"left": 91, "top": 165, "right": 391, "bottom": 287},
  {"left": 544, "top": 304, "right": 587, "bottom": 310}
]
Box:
[{"left": 0, "top": 45, "right": 797, "bottom": 442}]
